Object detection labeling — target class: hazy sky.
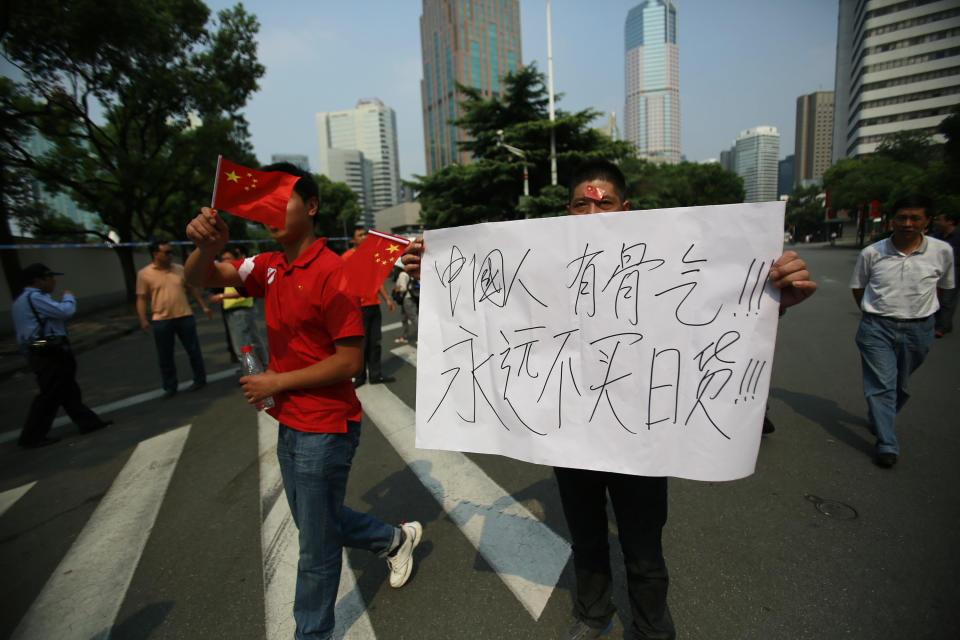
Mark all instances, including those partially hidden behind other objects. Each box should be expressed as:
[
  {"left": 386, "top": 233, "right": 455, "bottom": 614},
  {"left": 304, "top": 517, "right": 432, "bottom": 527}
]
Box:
[{"left": 159, "top": 1, "right": 842, "bottom": 181}]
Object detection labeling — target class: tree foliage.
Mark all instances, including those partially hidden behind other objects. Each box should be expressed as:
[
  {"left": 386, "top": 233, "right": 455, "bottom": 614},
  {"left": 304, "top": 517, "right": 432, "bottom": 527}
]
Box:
[
  {"left": 1, "top": 0, "right": 265, "bottom": 299},
  {"left": 620, "top": 157, "right": 744, "bottom": 209},
  {"left": 315, "top": 173, "right": 361, "bottom": 240},
  {"left": 785, "top": 183, "right": 826, "bottom": 239},
  {"left": 410, "top": 64, "right": 633, "bottom": 228},
  {"left": 409, "top": 63, "right": 748, "bottom": 228},
  {"left": 823, "top": 119, "right": 959, "bottom": 246}
]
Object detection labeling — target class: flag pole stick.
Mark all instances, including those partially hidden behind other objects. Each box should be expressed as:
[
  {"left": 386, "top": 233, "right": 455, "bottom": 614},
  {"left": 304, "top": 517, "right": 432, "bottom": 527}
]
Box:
[{"left": 210, "top": 155, "right": 222, "bottom": 208}]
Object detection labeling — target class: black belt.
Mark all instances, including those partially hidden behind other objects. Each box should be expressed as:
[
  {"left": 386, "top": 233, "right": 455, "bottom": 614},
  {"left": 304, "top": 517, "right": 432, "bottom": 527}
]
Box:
[{"left": 865, "top": 313, "right": 931, "bottom": 323}]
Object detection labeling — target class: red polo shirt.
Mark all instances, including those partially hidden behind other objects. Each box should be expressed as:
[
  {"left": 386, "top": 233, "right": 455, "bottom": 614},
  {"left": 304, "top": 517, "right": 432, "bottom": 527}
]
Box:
[{"left": 232, "top": 238, "right": 363, "bottom": 432}]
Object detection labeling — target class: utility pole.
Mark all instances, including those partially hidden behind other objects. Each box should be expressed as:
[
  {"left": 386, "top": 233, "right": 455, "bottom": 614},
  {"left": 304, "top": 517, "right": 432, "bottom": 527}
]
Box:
[{"left": 547, "top": 0, "right": 557, "bottom": 186}]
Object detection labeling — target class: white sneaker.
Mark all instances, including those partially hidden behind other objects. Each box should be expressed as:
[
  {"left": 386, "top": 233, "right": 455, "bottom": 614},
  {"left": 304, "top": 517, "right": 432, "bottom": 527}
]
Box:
[{"left": 387, "top": 521, "right": 422, "bottom": 588}]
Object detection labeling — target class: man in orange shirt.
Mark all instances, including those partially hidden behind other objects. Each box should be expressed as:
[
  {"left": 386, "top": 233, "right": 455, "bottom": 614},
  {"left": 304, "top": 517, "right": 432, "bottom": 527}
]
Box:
[
  {"left": 342, "top": 226, "right": 395, "bottom": 387},
  {"left": 136, "top": 241, "right": 211, "bottom": 397}
]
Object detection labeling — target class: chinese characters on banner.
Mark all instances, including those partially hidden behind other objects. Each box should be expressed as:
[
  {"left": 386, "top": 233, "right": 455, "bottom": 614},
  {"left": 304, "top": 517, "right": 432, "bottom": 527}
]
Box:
[{"left": 415, "top": 202, "right": 785, "bottom": 482}]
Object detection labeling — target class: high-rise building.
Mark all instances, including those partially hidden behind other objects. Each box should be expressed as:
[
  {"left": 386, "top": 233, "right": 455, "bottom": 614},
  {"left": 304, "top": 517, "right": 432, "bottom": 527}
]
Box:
[
  {"left": 833, "top": 0, "right": 960, "bottom": 161},
  {"left": 624, "top": 0, "right": 680, "bottom": 164},
  {"left": 419, "top": 0, "right": 522, "bottom": 174},
  {"left": 270, "top": 154, "right": 310, "bottom": 172},
  {"left": 794, "top": 91, "right": 834, "bottom": 186},
  {"left": 733, "top": 126, "right": 780, "bottom": 203},
  {"left": 24, "top": 132, "right": 100, "bottom": 235},
  {"left": 778, "top": 155, "right": 795, "bottom": 199},
  {"left": 316, "top": 99, "right": 401, "bottom": 226}
]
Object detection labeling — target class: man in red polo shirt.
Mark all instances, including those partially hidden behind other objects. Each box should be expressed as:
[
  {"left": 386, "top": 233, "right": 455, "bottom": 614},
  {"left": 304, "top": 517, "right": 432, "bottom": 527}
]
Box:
[
  {"left": 342, "top": 225, "right": 395, "bottom": 387},
  {"left": 184, "top": 163, "right": 420, "bottom": 640}
]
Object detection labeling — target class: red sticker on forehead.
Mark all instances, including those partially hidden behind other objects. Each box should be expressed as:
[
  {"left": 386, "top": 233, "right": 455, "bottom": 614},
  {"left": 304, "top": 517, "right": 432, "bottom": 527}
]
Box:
[{"left": 583, "top": 184, "right": 606, "bottom": 202}]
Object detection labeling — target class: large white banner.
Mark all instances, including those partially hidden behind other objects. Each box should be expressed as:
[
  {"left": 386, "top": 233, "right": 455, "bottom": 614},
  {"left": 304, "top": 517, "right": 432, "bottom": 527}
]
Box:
[{"left": 415, "top": 202, "right": 785, "bottom": 481}]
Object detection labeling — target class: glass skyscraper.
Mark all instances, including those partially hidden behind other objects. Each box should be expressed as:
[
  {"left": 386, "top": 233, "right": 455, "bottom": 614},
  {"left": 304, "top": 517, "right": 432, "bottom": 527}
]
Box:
[
  {"left": 419, "top": 0, "right": 522, "bottom": 174},
  {"left": 624, "top": 0, "right": 680, "bottom": 164},
  {"left": 733, "top": 126, "right": 780, "bottom": 203}
]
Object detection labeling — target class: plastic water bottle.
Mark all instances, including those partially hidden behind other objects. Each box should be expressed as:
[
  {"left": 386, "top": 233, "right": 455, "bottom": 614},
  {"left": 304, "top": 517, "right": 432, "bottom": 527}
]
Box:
[{"left": 240, "top": 345, "right": 275, "bottom": 411}]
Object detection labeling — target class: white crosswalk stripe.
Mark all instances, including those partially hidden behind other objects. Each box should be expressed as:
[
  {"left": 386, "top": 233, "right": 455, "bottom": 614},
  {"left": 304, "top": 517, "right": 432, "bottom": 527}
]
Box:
[
  {"left": 0, "top": 482, "right": 36, "bottom": 518},
  {"left": 10, "top": 425, "right": 190, "bottom": 640},
  {"left": 257, "top": 412, "right": 377, "bottom": 640},
  {"left": 3, "top": 325, "right": 567, "bottom": 638}
]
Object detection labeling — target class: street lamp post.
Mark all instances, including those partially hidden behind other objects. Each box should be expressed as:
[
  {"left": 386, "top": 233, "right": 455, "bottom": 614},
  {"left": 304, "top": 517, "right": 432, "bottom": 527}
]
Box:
[
  {"left": 496, "top": 129, "right": 529, "bottom": 198},
  {"left": 547, "top": 0, "right": 557, "bottom": 186}
]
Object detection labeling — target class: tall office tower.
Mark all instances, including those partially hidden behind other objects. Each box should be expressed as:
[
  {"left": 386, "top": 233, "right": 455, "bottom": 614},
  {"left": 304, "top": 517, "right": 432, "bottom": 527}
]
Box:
[
  {"left": 316, "top": 99, "right": 401, "bottom": 225},
  {"left": 270, "top": 154, "right": 310, "bottom": 172},
  {"left": 420, "top": 0, "right": 522, "bottom": 174},
  {"left": 25, "top": 132, "right": 100, "bottom": 234},
  {"left": 624, "top": 0, "right": 680, "bottom": 164},
  {"left": 733, "top": 126, "right": 780, "bottom": 203},
  {"left": 833, "top": 0, "right": 960, "bottom": 161},
  {"left": 779, "top": 155, "right": 795, "bottom": 199},
  {"left": 794, "top": 91, "right": 834, "bottom": 187}
]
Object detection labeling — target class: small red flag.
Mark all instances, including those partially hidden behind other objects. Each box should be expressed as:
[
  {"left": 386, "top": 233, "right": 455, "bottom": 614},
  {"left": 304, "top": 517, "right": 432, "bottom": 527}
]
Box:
[
  {"left": 340, "top": 231, "right": 410, "bottom": 300},
  {"left": 584, "top": 184, "right": 606, "bottom": 202},
  {"left": 211, "top": 156, "right": 299, "bottom": 228}
]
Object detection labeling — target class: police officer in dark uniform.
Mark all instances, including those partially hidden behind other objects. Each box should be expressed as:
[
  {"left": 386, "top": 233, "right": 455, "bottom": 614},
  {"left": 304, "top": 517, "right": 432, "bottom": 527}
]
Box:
[{"left": 12, "top": 263, "right": 111, "bottom": 448}]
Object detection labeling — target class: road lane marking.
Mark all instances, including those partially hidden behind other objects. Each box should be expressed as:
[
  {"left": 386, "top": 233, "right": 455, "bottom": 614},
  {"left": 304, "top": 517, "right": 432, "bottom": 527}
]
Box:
[
  {"left": 357, "top": 384, "right": 570, "bottom": 620},
  {"left": 0, "top": 368, "right": 239, "bottom": 444},
  {"left": 4, "top": 321, "right": 401, "bottom": 444},
  {"left": 391, "top": 344, "right": 418, "bottom": 368},
  {"left": 257, "top": 412, "right": 376, "bottom": 640},
  {"left": 11, "top": 425, "right": 190, "bottom": 640},
  {"left": 0, "top": 482, "right": 36, "bottom": 518}
]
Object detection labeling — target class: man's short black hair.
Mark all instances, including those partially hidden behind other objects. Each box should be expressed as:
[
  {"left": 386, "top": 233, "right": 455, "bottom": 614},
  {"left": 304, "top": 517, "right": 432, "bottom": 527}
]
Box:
[
  {"left": 567, "top": 159, "right": 627, "bottom": 203},
  {"left": 941, "top": 211, "right": 959, "bottom": 225},
  {"left": 149, "top": 241, "right": 171, "bottom": 254},
  {"left": 262, "top": 161, "right": 320, "bottom": 205},
  {"left": 893, "top": 194, "right": 934, "bottom": 217}
]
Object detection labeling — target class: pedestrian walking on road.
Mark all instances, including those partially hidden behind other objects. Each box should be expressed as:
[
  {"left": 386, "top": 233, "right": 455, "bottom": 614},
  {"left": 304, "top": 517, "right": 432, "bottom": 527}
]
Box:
[
  {"left": 207, "top": 247, "right": 268, "bottom": 366},
  {"left": 136, "top": 241, "right": 210, "bottom": 398},
  {"left": 932, "top": 211, "right": 959, "bottom": 338},
  {"left": 393, "top": 267, "right": 418, "bottom": 345},
  {"left": 401, "top": 159, "right": 818, "bottom": 640},
  {"left": 851, "top": 195, "right": 955, "bottom": 468},
  {"left": 12, "top": 263, "right": 112, "bottom": 448},
  {"left": 184, "top": 161, "right": 421, "bottom": 640}
]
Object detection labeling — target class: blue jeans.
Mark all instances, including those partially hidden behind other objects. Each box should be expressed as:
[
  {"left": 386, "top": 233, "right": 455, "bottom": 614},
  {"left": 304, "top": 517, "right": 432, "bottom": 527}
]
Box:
[
  {"left": 276, "top": 421, "right": 398, "bottom": 640},
  {"left": 152, "top": 315, "right": 205, "bottom": 392},
  {"left": 855, "top": 313, "right": 935, "bottom": 455}
]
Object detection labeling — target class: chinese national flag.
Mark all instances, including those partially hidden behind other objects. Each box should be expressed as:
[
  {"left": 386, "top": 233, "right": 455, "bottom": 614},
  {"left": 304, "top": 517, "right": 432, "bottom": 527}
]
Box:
[
  {"left": 211, "top": 156, "right": 299, "bottom": 228},
  {"left": 340, "top": 230, "right": 410, "bottom": 300}
]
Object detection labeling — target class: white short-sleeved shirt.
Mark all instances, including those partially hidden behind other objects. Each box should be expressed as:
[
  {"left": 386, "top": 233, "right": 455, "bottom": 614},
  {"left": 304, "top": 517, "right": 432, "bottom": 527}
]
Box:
[{"left": 850, "top": 236, "right": 956, "bottom": 320}]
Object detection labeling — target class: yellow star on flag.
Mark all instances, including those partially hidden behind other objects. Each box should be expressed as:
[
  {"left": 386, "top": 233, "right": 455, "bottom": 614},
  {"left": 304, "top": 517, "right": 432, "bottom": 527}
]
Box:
[
  {"left": 225, "top": 170, "right": 240, "bottom": 182},
  {"left": 386, "top": 244, "right": 400, "bottom": 254}
]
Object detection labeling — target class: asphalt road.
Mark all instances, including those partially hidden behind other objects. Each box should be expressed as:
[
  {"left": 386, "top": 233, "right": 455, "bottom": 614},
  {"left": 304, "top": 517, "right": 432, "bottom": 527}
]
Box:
[{"left": 1, "top": 244, "right": 958, "bottom": 640}]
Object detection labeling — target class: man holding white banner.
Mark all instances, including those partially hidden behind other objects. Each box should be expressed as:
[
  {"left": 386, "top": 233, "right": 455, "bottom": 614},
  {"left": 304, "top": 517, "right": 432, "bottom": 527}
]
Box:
[{"left": 402, "top": 159, "right": 816, "bottom": 639}]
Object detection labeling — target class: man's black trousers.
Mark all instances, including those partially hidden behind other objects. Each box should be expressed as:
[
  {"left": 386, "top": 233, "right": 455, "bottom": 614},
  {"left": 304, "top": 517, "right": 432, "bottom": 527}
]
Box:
[
  {"left": 554, "top": 467, "right": 676, "bottom": 639},
  {"left": 19, "top": 345, "right": 101, "bottom": 445}
]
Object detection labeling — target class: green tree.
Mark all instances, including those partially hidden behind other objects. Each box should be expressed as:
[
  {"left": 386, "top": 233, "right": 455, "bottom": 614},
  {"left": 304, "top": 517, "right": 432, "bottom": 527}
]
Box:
[
  {"left": 410, "top": 64, "right": 633, "bottom": 228},
  {"left": 315, "top": 173, "right": 361, "bottom": 239},
  {"left": 620, "top": 157, "right": 744, "bottom": 209},
  {"left": 785, "top": 184, "right": 825, "bottom": 239},
  {"left": 2, "top": 0, "right": 264, "bottom": 300}
]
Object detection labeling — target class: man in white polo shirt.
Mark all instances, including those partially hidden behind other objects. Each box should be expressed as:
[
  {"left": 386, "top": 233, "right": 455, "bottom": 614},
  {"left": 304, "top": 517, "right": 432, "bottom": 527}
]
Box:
[{"left": 851, "top": 195, "right": 955, "bottom": 468}]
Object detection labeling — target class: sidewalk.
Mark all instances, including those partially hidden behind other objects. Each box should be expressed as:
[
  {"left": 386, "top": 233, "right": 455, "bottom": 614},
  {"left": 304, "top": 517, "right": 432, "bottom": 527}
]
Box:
[{"left": 0, "top": 302, "right": 142, "bottom": 380}]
